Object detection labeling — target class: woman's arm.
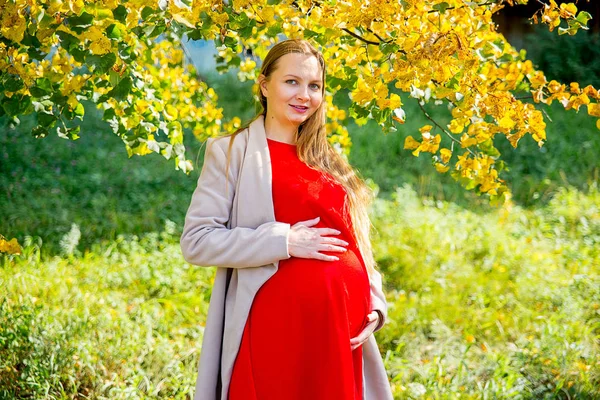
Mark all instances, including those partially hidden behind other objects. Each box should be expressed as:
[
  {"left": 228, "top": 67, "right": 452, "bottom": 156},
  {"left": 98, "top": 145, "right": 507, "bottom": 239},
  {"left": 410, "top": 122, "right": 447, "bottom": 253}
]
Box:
[
  {"left": 180, "top": 137, "right": 291, "bottom": 268},
  {"left": 350, "top": 268, "right": 388, "bottom": 348}
]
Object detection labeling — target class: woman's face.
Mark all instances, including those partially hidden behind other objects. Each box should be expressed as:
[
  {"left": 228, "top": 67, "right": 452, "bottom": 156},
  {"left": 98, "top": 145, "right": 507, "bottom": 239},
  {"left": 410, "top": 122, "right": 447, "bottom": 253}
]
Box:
[{"left": 259, "top": 52, "right": 324, "bottom": 129}]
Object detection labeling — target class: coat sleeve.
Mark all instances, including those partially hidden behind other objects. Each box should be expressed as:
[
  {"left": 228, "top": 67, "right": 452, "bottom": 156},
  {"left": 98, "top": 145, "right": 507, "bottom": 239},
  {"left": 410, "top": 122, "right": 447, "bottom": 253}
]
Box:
[
  {"left": 370, "top": 268, "right": 388, "bottom": 332},
  {"left": 180, "top": 137, "right": 291, "bottom": 268}
]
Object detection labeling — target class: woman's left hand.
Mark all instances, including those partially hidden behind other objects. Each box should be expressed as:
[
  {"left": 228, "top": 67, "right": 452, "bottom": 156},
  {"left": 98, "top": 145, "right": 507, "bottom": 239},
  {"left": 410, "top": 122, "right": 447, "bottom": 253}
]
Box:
[{"left": 350, "top": 311, "right": 380, "bottom": 350}]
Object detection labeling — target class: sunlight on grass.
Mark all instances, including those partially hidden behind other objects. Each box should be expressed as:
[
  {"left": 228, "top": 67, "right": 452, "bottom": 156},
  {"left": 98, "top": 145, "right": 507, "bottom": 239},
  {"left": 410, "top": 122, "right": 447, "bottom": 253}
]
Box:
[{"left": 1, "top": 187, "right": 598, "bottom": 399}]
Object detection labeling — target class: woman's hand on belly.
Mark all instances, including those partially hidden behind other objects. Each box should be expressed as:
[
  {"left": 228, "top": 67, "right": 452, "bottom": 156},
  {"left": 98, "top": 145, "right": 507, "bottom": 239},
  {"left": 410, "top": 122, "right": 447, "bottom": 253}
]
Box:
[
  {"left": 287, "top": 217, "right": 348, "bottom": 261},
  {"left": 350, "top": 311, "right": 380, "bottom": 350}
]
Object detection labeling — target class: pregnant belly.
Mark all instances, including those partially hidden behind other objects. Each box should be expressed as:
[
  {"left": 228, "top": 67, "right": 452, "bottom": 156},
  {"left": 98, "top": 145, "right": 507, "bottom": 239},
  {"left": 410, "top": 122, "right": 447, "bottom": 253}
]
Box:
[{"left": 251, "top": 247, "right": 371, "bottom": 338}]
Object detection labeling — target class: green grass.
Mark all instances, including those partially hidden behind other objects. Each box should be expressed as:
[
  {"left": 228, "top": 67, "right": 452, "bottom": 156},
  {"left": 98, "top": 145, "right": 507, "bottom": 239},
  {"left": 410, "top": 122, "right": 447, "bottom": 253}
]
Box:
[
  {"left": 0, "top": 101, "right": 204, "bottom": 257},
  {"left": 372, "top": 185, "right": 600, "bottom": 398},
  {"left": 1, "top": 185, "right": 598, "bottom": 398},
  {"left": 0, "top": 228, "right": 211, "bottom": 399}
]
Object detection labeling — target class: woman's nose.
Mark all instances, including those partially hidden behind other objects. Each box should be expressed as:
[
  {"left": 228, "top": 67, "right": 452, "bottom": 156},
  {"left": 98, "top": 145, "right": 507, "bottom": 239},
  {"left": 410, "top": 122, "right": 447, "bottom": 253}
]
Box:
[{"left": 296, "top": 86, "right": 310, "bottom": 101}]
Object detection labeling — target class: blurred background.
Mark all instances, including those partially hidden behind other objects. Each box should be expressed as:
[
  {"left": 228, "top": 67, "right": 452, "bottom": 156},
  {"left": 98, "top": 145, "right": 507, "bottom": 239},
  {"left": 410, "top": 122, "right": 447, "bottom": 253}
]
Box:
[{"left": 3, "top": 9, "right": 599, "bottom": 254}]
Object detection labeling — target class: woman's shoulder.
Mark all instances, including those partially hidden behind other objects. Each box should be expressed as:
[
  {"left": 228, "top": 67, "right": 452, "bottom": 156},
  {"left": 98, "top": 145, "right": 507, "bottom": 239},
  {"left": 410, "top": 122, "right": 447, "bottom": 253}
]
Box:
[{"left": 207, "top": 127, "right": 250, "bottom": 153}]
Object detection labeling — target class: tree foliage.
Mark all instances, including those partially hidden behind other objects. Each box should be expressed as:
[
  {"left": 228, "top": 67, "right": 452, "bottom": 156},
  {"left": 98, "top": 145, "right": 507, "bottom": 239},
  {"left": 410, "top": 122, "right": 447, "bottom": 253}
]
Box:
[{"left": 1, "top": 0, "right": 599, "bottom": 209}]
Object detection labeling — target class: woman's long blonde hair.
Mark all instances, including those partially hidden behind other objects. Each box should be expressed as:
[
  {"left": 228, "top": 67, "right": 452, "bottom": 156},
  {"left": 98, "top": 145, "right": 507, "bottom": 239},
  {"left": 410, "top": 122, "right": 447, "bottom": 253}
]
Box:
[{"left": 223, "top": 39, "right": 377, "bottom": 279}]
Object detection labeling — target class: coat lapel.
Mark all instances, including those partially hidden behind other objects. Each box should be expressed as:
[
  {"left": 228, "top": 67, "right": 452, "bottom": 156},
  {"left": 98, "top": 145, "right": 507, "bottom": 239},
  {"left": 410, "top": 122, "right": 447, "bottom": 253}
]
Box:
[{"left": 219, "top": 115, "right": 281, "bottom": 400}]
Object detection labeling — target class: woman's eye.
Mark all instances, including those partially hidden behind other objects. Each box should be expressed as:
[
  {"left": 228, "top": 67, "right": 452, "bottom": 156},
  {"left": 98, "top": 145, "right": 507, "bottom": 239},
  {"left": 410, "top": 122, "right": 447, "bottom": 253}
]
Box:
[{"left": 286, "top": 79, "right": 320, "bottom": 90}]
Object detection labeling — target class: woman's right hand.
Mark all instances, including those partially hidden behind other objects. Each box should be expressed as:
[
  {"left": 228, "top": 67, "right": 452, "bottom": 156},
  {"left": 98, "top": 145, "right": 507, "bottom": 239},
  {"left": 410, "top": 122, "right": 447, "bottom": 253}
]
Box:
[{"left": 287, "top": 217, "right": 348, "bottom": 261}]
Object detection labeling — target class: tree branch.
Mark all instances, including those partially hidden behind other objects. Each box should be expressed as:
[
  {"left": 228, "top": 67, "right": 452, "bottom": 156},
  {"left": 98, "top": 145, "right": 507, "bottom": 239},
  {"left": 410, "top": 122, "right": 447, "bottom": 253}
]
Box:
[
  {"left": 249, "top": 3, "right": 266, "bottom": 25},
  {"left": 418, "top": 101, "right": 477, "bottom": 157},
  {"left": 342, "top": 28, "right": 380, "bottom": 45},
  {"left": 514, "top": 95, "right": 534, "bottom": 100},
  {"left": 427, "top": 1, "right": 496, "bottom": 14},
  {"left": 365, "top": 27, "right": 393, "bottom": 44}
]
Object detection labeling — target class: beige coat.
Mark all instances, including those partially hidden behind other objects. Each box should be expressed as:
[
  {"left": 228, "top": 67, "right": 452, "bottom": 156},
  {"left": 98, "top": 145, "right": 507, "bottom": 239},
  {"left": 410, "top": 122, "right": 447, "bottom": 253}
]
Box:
[{"left": 180, "top": 115, "right": 393, "bottom": 400}]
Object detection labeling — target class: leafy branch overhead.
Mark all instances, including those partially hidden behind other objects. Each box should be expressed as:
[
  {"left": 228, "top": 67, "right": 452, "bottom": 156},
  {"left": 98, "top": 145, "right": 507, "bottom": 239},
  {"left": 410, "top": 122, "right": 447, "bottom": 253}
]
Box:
[{"left": 1, "top": 0, "right": 599, "bottom": 204}]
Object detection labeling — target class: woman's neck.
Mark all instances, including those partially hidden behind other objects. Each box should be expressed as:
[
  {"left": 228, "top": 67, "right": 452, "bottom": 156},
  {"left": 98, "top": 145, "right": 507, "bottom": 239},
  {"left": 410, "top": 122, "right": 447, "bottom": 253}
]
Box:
[{"left": 263, "top": 113, "right": 297, "bottom": 144}]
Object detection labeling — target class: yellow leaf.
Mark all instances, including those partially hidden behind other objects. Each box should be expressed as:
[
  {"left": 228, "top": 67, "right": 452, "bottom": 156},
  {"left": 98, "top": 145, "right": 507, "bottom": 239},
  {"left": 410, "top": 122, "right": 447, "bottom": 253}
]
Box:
[
  {"left": 68, "top": 0, "right": 85, "bottom": 14},
  {"left": 559, "top": 3, "right": 577, "bottom": 18},
  {"left": 498, "top": 115, "right": 516, "bottom": 130},
  {"left": 582, "top": 85, "right": 600, "bottom": 100},
  {"left": 89, "top": 36, "right": 112, "bottom": 55},
  {"left": 0, "top": 236, "right": 22, "bottom": 255},
  {"left": 95, "top": 8, "right": 114, "bottom": 19},
  {"left": 173, "top": 13, "right": 196, "bottom": 28},
  {"left": 79, "top": 26, "right": 104, "bottom": 42},
  {"left": 260, "top": 6, "right": 275, "bottom": 22},
  {"left": 547, "top": 80, "right": 563, "bottom": 94},
  {"left": 596, "top": 119, "right": 600, "bottom": 130},
  {"left": 460, "top": 133, "right": 477, "bottom": 148},
  {"left": 569, "top": 82, "right": 580, "bottom": 94},
  {"left": 440, "top": 148, "right": 452, "bottom": 163},
  {"left": 130, "top": 142, "right": 152, "bottom": 156},
  {"left": 435, "top": 163, "right": 449, "bottom": 173},
  {"left": 404, "top": 136, "right": 420, "bottom": 150},
  {"left": 135, "top": 99, "right": 150, "bottom": 115},
  {"left": 448, "top": 119, "right": 464, "bottom": 134},
  {"left": 67, "top": 94, "right": 78, "bottom": 110},
  {"left": 165, "top": 104, "right": 179, "bottom": 120},
  {"left": 434, "top": 87, "right": 455, "bottom": 99},
  {"left": 170, "top": 123, "right": 183, "bottom": 144},
  {"left": 1, "top": 5, "right": 26, "bottom": 43},
  {"left": 239, "top": 59, "right": 256, "bottom": 73},
  {"left": 529, "top": 71, "right": 547, "bottom": 89},
  {"left": 350, "top": 78, "right": 373, "bottom": 106},
  {"left": 389, "top": 93, "right": 402, "bottom": 110},
  {"left": 587, "top": 103, "right": 600, "bottom": 117},
  {"left": 567, "top": 93, "right": 590, "bottom": 111},
  {"left": 419, "top": 125, "right": 433, "bottom": 133}
]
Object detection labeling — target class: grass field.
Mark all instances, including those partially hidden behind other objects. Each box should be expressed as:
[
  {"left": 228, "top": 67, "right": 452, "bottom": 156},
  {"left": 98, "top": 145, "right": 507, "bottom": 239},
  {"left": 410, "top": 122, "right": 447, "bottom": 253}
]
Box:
[
  {"left": 1, "top": 71, "right": 599, "bottom": 399},
  {"left": 1, "top": 185, "right": 598, "bottom": 398}
]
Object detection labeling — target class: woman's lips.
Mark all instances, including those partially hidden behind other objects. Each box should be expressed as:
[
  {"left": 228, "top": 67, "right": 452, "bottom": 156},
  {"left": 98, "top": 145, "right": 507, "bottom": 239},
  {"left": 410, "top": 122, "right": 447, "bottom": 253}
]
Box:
[{"left": 290, "top": 104, "right": 308, "bottom": 113}]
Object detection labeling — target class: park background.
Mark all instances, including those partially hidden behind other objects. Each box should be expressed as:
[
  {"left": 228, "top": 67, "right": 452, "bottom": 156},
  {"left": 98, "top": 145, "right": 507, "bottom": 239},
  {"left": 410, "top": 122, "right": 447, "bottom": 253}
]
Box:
[{"left": 1, "top": 4, "right": 600, "bottom": 399}]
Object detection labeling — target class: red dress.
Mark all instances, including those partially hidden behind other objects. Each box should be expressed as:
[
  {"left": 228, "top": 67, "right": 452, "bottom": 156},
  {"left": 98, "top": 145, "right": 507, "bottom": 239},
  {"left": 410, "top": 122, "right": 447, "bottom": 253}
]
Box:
[{"left": 228, "top": 138, "right": 371, "bottom": 400}]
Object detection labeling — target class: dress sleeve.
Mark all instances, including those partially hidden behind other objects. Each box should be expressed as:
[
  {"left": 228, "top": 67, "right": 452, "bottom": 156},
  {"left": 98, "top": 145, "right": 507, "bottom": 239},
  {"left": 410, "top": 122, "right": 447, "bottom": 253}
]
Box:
[
  {"left": 180, "top": 137, "right": 291, "bottom": 268},
  {"left": 370, "top": 268, "right": 388, "bottom": 332}
]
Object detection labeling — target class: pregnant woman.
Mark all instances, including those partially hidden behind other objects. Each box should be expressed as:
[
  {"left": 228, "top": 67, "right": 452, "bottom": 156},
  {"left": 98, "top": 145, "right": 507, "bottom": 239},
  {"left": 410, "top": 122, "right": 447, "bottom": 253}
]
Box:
[{"left": 180, "top": 39, "right": 392, "bottom": 400}]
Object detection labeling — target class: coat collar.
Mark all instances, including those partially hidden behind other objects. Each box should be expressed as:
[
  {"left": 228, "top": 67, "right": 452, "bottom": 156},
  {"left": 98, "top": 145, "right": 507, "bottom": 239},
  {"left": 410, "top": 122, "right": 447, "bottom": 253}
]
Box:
[
  {"left": 234, "top": 114, "right": 276, "bottom": 228},
  {"left": 247, "top": 114, "right": 268, "bottom": 158}
]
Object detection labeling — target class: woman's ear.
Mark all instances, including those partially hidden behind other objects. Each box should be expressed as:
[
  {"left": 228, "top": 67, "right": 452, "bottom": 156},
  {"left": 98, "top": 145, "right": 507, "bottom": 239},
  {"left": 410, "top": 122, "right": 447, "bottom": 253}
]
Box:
[{"left": 258, "top": 74, "right": 268, "bottom": 98}]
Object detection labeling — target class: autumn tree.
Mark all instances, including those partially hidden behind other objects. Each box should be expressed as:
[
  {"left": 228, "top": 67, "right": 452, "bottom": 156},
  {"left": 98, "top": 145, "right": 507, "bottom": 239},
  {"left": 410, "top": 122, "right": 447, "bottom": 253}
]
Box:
[{"left": 1, "top": 0, "right": 599, "bottom": 213}]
